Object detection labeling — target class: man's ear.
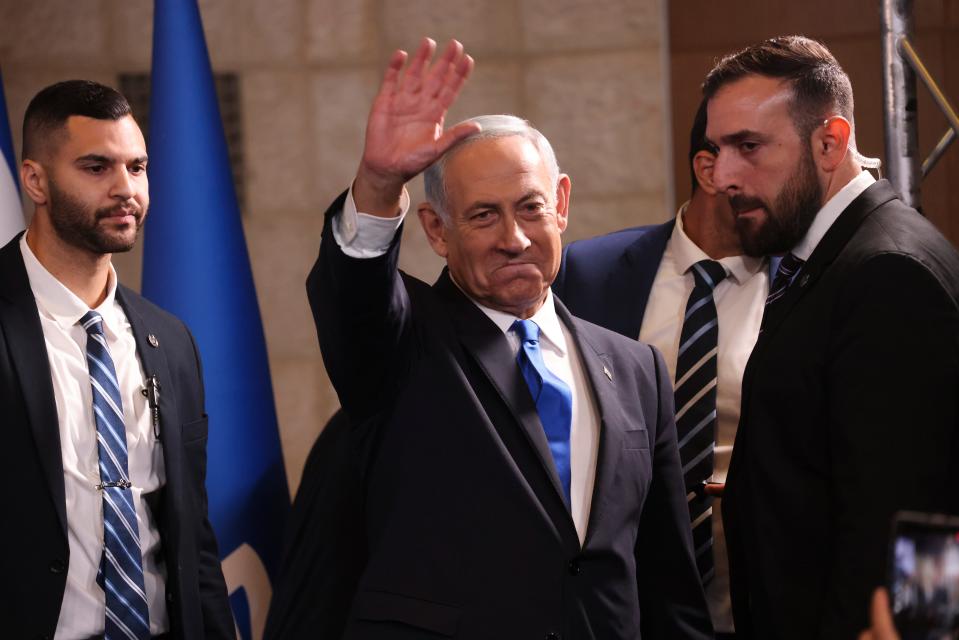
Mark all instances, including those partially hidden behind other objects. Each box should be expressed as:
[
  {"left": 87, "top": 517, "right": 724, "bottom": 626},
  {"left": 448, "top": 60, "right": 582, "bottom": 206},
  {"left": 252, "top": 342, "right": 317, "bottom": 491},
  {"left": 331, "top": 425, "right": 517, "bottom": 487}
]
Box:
[
  {"left": 555, "top": 173, "right": 571, "bottom": 233},
  {"left": 20, "top": 159, "right": 48, "bottom": 206},
  {"left": 813, "top": 116, "right": 851, "bottom": 173},
  {"left": 417, "top": 202, "right": 449, "bottom": 258},
  {"left": 692, "top": 151, "right": 719, "bottom": 195}
]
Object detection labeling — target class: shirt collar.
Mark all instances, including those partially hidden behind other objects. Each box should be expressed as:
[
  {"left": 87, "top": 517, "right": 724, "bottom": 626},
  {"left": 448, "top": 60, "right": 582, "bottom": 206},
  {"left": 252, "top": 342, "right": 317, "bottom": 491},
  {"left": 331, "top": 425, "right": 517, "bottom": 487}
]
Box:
[
  {"left": 465, "top": 285, "right": 568, "bottom": 356},
  {"left": 791, "top": 170, "right": 876, "bottom": 261},
  {"left": 672, "top": 202, "right": 765, "bottom": 285},
  {"left": 19, "top": 231, "right": 121, "bottom": 332}
]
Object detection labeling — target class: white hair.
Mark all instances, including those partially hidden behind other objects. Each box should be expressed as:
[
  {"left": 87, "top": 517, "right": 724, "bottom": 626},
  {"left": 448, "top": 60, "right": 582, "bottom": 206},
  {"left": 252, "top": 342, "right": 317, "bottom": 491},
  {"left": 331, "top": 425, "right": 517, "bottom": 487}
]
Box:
[{"left": 423, "top": 114, "right": 560, "bottom": 222}]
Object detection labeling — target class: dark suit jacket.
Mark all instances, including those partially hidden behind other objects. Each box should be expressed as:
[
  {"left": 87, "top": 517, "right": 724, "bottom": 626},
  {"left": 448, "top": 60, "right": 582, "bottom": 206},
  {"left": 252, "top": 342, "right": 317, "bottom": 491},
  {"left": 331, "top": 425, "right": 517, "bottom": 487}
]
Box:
[
  {"left": 553, "top": 220, "right": 673, "bottom": 339},
  {"left": 0, "top": 234, "right": 235, "bottom": 639},
  {"left": 722, "top": 179, "right": 959, "bottom": 639},
  {"left": 306, "top": 192, "right": 712, "bottom": 640}
]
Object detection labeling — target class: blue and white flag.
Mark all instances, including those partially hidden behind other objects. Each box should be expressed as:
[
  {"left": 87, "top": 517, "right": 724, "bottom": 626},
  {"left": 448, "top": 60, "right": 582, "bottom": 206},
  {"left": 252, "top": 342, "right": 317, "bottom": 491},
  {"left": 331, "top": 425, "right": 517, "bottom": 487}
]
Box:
[
  {"left": 0, "top": 67, "right": 24, "bottom": 246},
  {"left": 142, "top": 3, "right": 290, "bottom": 639}
]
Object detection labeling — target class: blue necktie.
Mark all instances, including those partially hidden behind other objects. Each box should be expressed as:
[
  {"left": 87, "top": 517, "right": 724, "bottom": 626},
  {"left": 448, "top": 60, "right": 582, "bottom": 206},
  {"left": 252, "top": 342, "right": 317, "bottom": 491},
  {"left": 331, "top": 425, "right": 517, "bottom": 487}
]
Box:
[
  {"left": 674, "top": 259, "right": 727, "bottom": 582},
  {"left": 765, "top": 252, "right": 805, "bottom": 307},
  {"left": 81, "top": 311, "right": 151, "bottom": 640},
  {"left": 512, "top": 319, "right": 573, "bottom": 505}
]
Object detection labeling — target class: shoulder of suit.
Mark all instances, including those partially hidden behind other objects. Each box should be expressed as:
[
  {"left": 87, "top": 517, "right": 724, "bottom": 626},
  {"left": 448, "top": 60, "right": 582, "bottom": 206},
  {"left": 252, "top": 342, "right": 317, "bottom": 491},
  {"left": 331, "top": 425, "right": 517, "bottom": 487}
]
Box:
[
  {"left": 117, "top": 284, "right": 193, "bottom": 336},
  {"left": 565, "top": 222, "right": 670, "bottom": 258}
]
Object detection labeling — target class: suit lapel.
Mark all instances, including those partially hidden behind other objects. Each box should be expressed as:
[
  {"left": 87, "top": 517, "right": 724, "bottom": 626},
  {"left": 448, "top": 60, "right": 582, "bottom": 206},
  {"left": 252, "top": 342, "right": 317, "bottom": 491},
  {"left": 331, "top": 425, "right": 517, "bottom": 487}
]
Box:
[
  {"left": 607, "top": 220, "right": 673, "bottom": 338},
  {"left": 554, "top": 300, "right": 629, "bottom": 546},
  {"left": 0, "top": 235, "right": 68, "bottom": 536},
  {"left": 115, "top": 287, "right": 184, "bottom": 551},
  {"left": 759, "top": 180, "right": 899, "bottom": 342}
]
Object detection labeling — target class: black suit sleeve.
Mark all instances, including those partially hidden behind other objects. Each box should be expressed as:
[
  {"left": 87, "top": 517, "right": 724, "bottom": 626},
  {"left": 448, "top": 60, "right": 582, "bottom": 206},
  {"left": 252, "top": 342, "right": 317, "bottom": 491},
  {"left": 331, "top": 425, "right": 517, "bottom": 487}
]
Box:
[
  {"left": 635, "top": 345, "right": 714, "bottom": 640},
  {"left": 820, "top": 253, "right": 959, "bottom": 637},
  {"left": 185, "top": 325, "right": 236, "bottom": 639},
  {"left": 306, "top": 190, "right": 411, "bottom": 425}
]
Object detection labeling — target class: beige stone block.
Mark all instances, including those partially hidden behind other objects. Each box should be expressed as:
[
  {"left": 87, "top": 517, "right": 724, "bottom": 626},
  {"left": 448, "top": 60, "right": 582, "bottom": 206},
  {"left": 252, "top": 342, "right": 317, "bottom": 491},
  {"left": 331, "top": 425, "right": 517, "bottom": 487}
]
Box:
[
  {"left": 305, "top": 0, "right": 378, "bottom": 64},
  {"left": 526, "top": 51, "right": 667, "bottom": 198},
  {"left": 107, "top": 0, "right": 154, "bottom": 70},
  {"left": 243, "top": 71, "right": 317, "bottom": 218},
  {"left": 310, "top": 68, "right": 380, "bottom": 205},
  {"left": 198, "top": 0, "right": 301, "bottom": 67},
  {"left": 271, "top": 357, "right": 339, "bottom": 496},
  {"left": 521, "top": 0, "right": 660, "bottom": 53},
  {"left": 0, "top": 2, "right": 108, "bottom": 66},
  {"left": 380, "top": 0, "right": 521, "bottom": 58},
  {"left": 244, "top": 214, "right": 325, "bottom": 361},
  {"left": 446, "top": 61, "right": 523, "bottom": 125},
  {"left": 564, "top": 191, "right": 669, "bottom": 244}
]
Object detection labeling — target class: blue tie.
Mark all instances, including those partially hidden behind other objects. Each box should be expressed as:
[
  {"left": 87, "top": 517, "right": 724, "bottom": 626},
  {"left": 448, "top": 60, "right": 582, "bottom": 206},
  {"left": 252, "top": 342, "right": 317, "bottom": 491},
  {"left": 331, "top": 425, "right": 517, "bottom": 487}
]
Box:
[
  {"left": 512, "top": 319, "right": 573, "bottom": 505},
  {"left": 81, "top": 311, "right": 151, "bottom": 640},
  {"left": 765, "top": 252, "right": 805, "bottom": 307}
]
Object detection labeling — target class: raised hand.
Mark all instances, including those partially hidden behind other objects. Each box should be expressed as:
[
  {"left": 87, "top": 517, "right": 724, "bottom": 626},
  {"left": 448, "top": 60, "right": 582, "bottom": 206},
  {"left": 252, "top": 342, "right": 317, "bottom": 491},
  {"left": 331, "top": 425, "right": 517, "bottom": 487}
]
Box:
[{"left": 354, "top": 37, "right": 479, "bottom": 217}]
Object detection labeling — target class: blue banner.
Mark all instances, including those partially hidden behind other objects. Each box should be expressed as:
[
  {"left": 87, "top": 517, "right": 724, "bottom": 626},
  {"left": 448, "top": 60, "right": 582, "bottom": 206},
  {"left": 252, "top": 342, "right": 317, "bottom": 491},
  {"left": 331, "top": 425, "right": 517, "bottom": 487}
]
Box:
[
  {"left": 0, "top": 67, "right": 24, "bottom": 245},
  {"left": 142, "top": 3, "right": 289, "bottom": 638}
]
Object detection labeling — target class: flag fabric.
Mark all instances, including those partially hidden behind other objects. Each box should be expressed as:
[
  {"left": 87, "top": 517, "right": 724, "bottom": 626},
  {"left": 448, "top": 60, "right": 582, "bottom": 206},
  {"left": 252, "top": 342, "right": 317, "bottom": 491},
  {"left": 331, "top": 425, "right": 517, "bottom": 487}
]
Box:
[
  {"left": 142, "top": 2, "right": 290, "bottom": 639},
  {"left": 0, "top": 67, "right": 25, "bottom": 246}
]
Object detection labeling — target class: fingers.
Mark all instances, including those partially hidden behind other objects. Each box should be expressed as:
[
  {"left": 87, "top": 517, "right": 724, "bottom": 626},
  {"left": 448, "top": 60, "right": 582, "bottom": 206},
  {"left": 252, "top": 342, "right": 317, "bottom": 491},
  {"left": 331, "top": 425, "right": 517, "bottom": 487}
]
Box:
[
  {"left": 378, "top": 49, "right": 409, "bottom": 97},
  {"left": 402, "top": 37, "right": 437, "bottom": 94},
  {"left": 871, "top": 589, "right": 898, "bottom": 638},
  {"left": 435, "top": 54, "right": 474, "bottom": 111},
  {"left": 434, "top": 120, "right": 483, "bottom": 157},
  {"left": 422, "top": 39, "right": 465, "bottom": 98}
]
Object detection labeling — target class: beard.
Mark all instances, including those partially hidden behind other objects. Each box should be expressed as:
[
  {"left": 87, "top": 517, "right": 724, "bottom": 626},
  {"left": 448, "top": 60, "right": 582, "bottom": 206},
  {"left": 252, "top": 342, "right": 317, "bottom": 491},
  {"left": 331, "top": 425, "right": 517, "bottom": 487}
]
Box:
[
  {"left": 730, "top": 147, "right": 822, "bottom": 257},
  {"left": 47, "top": 178, "right": 145, "bottom": 255}
]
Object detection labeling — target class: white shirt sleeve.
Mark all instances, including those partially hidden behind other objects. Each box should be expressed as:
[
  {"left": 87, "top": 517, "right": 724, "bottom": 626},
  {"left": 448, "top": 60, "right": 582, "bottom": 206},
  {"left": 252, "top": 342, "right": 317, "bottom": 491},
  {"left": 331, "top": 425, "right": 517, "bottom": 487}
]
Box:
[{"left": 332, "top": 184, "right": 410, "bottom": 258}]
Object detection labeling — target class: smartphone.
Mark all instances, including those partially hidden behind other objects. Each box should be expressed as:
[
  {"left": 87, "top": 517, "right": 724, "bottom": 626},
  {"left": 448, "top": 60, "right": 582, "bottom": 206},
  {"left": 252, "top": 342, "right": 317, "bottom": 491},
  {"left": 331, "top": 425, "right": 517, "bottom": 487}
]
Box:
[{"left": 888, "top": 511, "right": 959, "bottom": 640}]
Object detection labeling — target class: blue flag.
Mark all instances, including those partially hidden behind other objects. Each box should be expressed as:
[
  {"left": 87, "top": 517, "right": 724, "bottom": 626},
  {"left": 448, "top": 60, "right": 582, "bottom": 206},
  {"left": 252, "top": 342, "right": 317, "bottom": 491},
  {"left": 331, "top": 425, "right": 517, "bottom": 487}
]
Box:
[
  {"left": 0, "top": 67, "right": 24, "bottom": 246},
  {"left": 142, "top": 2, "right": 289, "bottom": 638}
]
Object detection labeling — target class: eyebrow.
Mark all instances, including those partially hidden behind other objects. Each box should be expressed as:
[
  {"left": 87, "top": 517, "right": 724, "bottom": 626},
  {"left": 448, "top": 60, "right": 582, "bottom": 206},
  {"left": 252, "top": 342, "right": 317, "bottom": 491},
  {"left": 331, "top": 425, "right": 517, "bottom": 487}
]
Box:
[
  {"left": 715, "top": 130, "right": 768, "bottom": 146},
  {"left": 75, "top": 153, "right": 149, "bottom": 164}
]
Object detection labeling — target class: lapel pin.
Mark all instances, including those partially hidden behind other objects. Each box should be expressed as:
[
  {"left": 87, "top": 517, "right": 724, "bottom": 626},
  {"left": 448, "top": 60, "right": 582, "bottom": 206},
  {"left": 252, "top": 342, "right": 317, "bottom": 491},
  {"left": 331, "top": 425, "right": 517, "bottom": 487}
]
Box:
[
  {"left": 603, "top": 365, "right": 612, "bottom": 381},
  {"left": 148, "top": 334, "right": 159, "bottom": 348}
]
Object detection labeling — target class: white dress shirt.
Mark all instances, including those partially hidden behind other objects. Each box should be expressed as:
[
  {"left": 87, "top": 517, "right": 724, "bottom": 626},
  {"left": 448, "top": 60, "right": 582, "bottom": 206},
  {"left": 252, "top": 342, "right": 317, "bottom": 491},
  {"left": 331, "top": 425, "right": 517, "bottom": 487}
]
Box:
[
  {"left": 638, "top": 208, "right": 769, "bottom": 632},
  {"left": 20, "top": 234, "right": 168, "bottom": 639},
  {"left": 792, "top": 170, "right": 876, "bottom": 261},
  {"left": 333, "top": 187, "right": 601, "bottom": 544}
]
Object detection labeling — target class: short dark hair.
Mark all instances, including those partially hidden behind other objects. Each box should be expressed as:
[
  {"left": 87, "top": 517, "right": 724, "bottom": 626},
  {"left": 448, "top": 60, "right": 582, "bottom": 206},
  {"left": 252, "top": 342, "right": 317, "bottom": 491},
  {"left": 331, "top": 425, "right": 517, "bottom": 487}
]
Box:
[
  {"left": 702, "top": 35, "right": 854, "bottom": 141},
  {"left": 22, "top": 80, "right": 132, "bottom": 161},
  {"left": 688, "top": 98, "right": 711, "bottom": 194}
]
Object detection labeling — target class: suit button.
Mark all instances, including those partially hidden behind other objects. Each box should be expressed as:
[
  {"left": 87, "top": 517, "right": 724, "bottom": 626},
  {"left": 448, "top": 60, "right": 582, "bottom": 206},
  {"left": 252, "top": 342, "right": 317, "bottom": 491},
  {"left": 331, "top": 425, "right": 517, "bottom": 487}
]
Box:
[
  {"left": 546, "top": 633, "right": 560, "bottom": 640},
  {"left": 567, "top": 558, "right": 581, "bottom": 576},
  {"left": 49, "top": 559, "right": 66, "bottom": 574}
]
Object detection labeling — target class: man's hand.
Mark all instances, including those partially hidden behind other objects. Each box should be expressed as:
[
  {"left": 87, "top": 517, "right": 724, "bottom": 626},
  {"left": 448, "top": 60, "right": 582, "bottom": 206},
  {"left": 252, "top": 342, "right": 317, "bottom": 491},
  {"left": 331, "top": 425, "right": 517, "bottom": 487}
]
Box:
[
  {"left": 354, "top": 37, "right": 480, "bottom": 217},
  {"left": 858, "top": 589, "right": 900, "bottom": 640}
]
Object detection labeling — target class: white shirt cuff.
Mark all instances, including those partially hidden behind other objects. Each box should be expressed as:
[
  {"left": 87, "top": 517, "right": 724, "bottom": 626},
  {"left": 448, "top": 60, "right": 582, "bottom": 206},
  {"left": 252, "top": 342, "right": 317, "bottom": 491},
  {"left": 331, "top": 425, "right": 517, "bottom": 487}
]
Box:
[{"left": 332, "top": 184, "right": 409, "bottom": 258}]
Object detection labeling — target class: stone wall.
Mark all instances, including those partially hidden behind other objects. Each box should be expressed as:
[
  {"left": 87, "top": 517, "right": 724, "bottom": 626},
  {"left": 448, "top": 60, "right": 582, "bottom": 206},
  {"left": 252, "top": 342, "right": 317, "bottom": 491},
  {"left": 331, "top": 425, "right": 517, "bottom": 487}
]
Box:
[{"left": 0, "top": 0, "right": 673, "bottom": 494}]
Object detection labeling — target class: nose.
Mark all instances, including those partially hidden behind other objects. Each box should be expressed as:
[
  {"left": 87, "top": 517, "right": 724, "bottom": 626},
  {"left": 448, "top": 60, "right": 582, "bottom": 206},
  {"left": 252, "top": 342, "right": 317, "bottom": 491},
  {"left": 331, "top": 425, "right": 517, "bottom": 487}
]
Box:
[
  {"left": 498, "top": 214, "right": 532, "bottom": 254},
  {"left": 110, "top": 166, "right": 136, "bottom": 201},
  {"left": 711, "top": 149, "right": 739, "bottom": 195}
]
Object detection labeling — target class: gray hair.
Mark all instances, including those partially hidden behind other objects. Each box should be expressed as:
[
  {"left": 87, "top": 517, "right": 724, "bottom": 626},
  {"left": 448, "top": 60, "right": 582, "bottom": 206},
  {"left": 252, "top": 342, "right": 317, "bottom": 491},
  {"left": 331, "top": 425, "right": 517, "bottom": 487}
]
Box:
[{"left": 423, "top": 114, "right": 560, "bottom": 222}]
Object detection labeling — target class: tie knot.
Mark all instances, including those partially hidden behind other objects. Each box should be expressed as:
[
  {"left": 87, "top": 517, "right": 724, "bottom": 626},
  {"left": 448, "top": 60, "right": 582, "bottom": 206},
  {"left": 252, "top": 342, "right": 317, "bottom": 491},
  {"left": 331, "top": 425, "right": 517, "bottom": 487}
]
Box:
[
  {"left": 511, "top": 319, "right": 540, "bottom": 344},
  {"left": 690, "top": 260, "right": 727, "bottom": 291},
  {"left": 80, "top": 310, "right": 105, "bottom": 336},
  {"left": 776, "top": 253, "right": 805, "bottom": 280}
]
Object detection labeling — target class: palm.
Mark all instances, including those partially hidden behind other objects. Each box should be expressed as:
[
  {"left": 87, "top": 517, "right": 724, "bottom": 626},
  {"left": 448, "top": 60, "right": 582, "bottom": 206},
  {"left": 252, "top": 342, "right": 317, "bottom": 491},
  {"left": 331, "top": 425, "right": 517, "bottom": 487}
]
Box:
[{"left": 362, "top": 39, "right": 477, "bottom": 184}]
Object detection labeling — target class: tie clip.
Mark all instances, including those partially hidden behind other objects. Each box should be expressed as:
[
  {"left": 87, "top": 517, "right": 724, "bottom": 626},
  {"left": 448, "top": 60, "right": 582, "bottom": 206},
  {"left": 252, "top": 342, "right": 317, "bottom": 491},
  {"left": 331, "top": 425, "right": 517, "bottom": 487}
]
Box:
[{"left": 96, "top": 480, "right": 132, "bottom": 491}]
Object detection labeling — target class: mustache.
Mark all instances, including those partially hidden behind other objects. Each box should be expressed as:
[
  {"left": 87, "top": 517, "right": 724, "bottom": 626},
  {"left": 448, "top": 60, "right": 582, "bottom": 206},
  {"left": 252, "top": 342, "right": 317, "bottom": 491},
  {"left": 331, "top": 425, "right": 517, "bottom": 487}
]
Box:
[
  {"left": 728, "top": 194, "right": 767, "bottom": 215},
  {"left": 96, "top": 202, "right": 144, "bottom": 219}
]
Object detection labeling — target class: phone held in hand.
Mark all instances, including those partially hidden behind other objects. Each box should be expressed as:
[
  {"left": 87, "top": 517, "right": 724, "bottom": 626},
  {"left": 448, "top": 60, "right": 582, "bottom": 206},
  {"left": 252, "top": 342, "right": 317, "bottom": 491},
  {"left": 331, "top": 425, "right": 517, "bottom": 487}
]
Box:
[{"left": 888, "top": 511, "right": 959, "bottom": 640}]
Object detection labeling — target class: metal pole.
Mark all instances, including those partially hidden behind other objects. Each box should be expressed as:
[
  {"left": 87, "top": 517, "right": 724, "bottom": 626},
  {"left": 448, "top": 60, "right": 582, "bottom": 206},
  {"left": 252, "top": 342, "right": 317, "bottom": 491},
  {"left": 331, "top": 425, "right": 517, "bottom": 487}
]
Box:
[{"left": 880, "top": 0, "right": 920, "bottom": 209}]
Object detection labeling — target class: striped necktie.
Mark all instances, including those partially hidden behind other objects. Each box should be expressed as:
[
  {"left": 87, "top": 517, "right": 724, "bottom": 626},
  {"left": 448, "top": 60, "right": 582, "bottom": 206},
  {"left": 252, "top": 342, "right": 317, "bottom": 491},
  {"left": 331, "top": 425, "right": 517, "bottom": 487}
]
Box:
[
  {"left": 674, "top": 259, "right": 727, "bottom": 582},
  {"left": 512, "top": 319, "right": 573, "bottom": 505},
  {"left": 81, "top": 310, "right": 151, "bottom": 640},
  {"left": 765, "top": 252, "right": 805, "bottom": 307}
]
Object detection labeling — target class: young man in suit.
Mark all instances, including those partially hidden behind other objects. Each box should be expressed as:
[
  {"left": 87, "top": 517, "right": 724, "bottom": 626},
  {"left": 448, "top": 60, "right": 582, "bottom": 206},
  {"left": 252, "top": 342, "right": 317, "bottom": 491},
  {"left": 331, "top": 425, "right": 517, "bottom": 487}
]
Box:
[
  {"left": 553, "top": 101, "right": 771, "bottom": 638},
  {"left": 0, "top": 80, "right": 234, "bottom": 639},
  {"left": 308, "top": 38, "right": 712, "bottom": 639},
  {"left": 703, "top": 36, "right": 959, "bottom": 639}
]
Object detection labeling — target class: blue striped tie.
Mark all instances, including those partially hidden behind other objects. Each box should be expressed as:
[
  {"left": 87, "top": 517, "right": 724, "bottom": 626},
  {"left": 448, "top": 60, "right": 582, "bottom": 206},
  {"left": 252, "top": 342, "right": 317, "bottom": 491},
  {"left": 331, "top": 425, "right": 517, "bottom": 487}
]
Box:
[
  {"left": 765, "top": 252, "right": 805, "bottom": 307},
  {"left": 81, "top": 311, "right": 151, "bottom": 640},
  {"left": 674, "top": 260, "right": 727, "bottom": 582},
  {"left": 512, "top": 319, "right": 573, "bottom": 505}
]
